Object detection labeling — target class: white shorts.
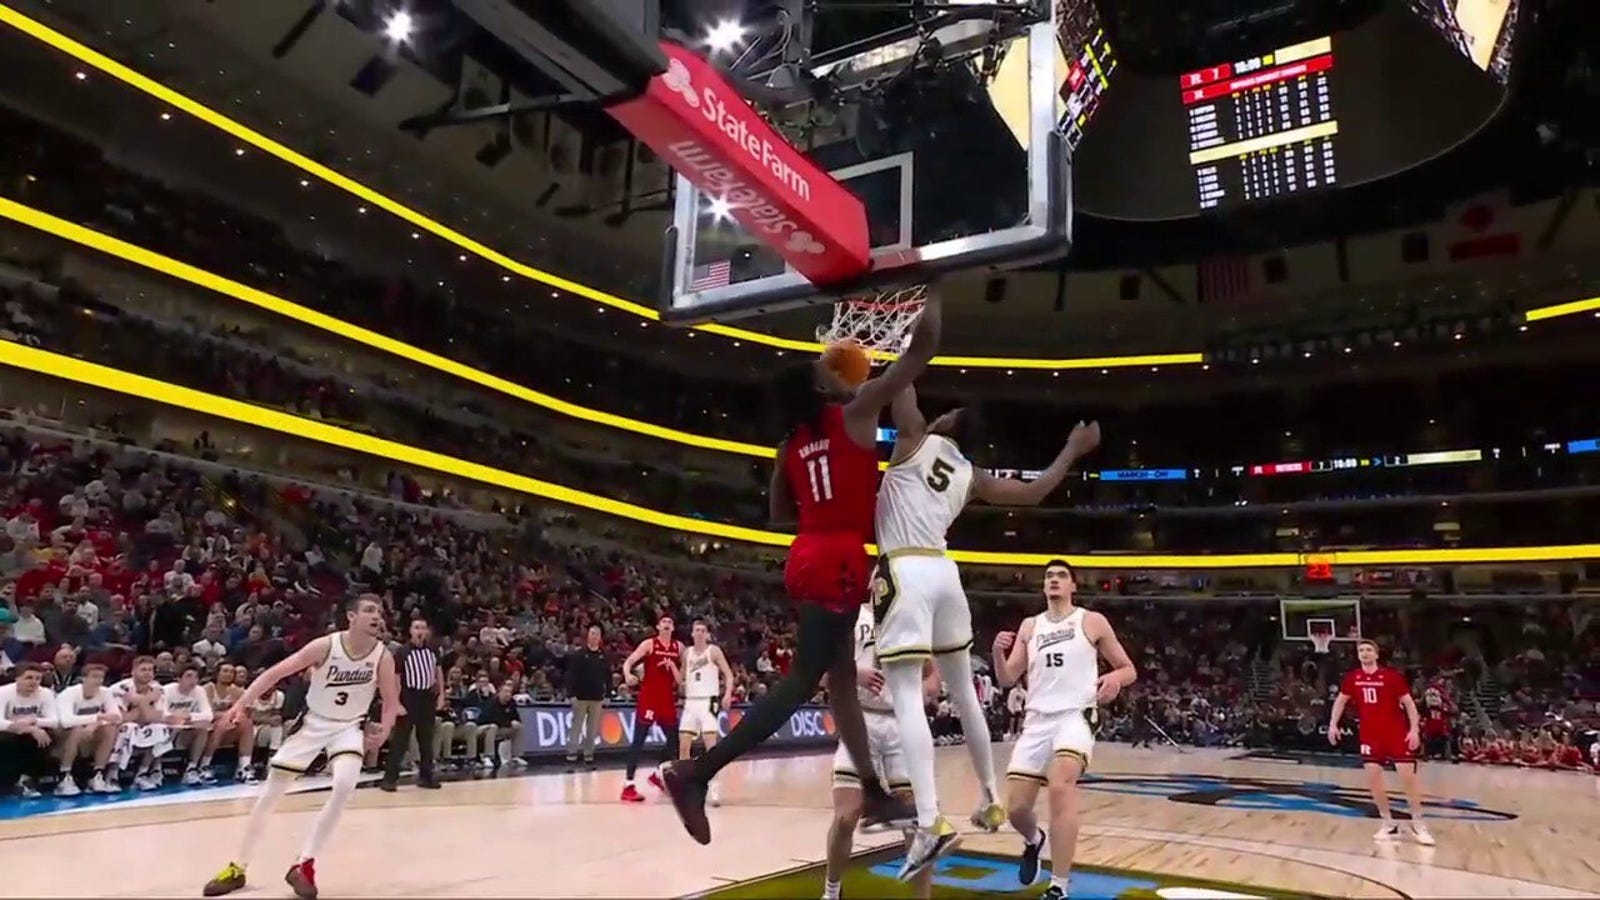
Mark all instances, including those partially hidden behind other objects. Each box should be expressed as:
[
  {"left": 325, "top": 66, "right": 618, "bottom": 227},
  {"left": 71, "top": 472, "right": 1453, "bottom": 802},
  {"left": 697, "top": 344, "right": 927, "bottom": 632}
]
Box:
[
  {"left": 680, "top": 698, "right": 720, "bottom": 735},
  {"left": 1005, "top": 707, "right": 1098, "bottom": 782},
  {"left": 270, "top": 712, "right": 366, "bottom": 774},
  {"left": 872, "top": 553, "right": 972, "bottom": 662},
  {"left": 832, "top": 709, "right": 909, "bottom": 791}
]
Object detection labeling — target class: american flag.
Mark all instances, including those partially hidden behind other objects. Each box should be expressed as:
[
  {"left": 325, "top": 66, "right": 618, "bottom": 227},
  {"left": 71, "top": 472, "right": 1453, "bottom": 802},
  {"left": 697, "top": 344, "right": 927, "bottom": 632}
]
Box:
[
  {"left": 689, "top": 260, "right": 731, "bottom": 291},
  {"left": 1196, "top": 256, "right": 1252, "bottom": 306}
]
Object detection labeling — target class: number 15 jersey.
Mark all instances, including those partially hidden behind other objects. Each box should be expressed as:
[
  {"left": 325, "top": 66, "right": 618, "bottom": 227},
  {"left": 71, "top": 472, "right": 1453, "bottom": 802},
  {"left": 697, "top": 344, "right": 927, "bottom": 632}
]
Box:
[{"left": 1026, "top": 607, "right": 1098, "bottom": 714}]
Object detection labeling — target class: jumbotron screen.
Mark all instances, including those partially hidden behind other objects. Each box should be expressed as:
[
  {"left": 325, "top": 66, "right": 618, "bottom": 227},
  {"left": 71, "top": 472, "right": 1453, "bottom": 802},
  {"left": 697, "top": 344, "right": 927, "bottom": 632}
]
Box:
[
  {"left": 1180, "top": 36, "right": 1338, "bottom": 211},
  {"left": 1057, "top": 0, "right": 1116, "bottom": 153},
  {"left": 1407, "top": 0, "right": 1519, "bottom": 85}
]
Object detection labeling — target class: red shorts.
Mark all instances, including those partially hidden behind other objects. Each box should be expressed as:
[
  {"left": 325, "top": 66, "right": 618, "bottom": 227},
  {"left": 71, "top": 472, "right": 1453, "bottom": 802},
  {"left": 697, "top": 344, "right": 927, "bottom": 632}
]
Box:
[
  {"left": 636, "top": 693, "right": 678, "bottom": 730},
  {"left": 1359, "top": 731, "right": 1415, "bottom": 767},
  {"left": 784, "top": 531, "right": 871, "bottom": 614}
]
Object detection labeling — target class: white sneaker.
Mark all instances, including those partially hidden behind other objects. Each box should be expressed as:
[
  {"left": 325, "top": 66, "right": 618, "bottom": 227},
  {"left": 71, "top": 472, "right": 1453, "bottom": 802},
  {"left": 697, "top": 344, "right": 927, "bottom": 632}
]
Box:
[
  {"left": 55, "top": 778, "right": 81, "bottom": 797},
  {"left": 89, "top": 774, "right": 117, "bottom": 794},
  {"left": 1411, "top": 823, "right": 1436, "bottom": 846},
  {"left": 479, "top": 756, "right": 494, "bottom": 770},
  {"left": 17, "top": 779, "right": 40, "bottom": 799},
  {"left": 182, "top": 767, "right": 203, "bottom": 786},
  {"left": 1373, "top": 822, "right": 1400, "bottom": 841},
  {"left": 135, "top": 773, "right": 160, "bottom": 791}
]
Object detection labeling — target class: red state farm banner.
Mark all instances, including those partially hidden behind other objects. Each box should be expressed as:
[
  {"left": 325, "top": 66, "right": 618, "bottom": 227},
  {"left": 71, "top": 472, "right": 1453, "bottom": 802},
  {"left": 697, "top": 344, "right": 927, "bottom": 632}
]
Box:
[{"left": 606, "top": 41, "right": 871, "bottom": 287}]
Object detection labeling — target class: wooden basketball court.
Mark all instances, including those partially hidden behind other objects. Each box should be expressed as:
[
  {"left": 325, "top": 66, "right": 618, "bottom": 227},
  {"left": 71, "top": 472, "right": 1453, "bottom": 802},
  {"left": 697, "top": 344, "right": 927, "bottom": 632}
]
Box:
[{"left": 1, "top": 745, "right": 1595, "bottom": 898}]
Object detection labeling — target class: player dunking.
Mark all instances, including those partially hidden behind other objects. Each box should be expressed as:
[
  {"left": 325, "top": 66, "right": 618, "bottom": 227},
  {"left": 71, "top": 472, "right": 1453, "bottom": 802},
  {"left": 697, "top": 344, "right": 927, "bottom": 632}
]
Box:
[
  {"left": 875, "top": 385, "right": 1101, "bottom": 879},
  {"left": 992, "top": 561, "right": 1136, "bottom": 899},
  {"left": 824, "top": 602, "right": 940, "bottom": 900},
  {"left": 661, "top": 293, "right": 948, "bottom": 843},
  {"left": 678, "top": 620, "right": 735, "bottom": 805},
  {"left": 620, "top": 615, "right": 682, "bottom": 803},
  {"left": 1328, "top": 638, "right": 1435, "bottom": 845},
  {"left": 203, "top": 595, "right": 399, "bottom": 899}
]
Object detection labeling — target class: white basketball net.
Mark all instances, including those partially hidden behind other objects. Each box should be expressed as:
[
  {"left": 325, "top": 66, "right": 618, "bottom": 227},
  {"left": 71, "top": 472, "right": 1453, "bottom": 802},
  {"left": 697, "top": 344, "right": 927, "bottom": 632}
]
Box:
[
  {"left": 1309, "top": 632, "right": 1334, "bottom": 655},
  {"left": 815, "top": 284, "right": 929, "bottom": 355}
]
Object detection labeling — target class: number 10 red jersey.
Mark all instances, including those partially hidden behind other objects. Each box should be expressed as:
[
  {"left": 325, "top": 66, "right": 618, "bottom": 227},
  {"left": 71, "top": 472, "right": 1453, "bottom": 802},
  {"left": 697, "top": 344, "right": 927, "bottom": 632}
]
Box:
[{"left": 1340, "top": 665, "right": 1410, "bottom": 743}]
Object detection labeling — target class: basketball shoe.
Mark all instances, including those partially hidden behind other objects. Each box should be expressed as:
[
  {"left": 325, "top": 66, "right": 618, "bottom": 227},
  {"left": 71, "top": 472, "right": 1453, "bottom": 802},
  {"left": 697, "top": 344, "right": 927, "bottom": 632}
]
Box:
[
  {"left": 969, "top": 802, "right": 1005, "bottom": 833},
  {"left": 620, "top": 783, "right": 646, "bottom": 803},
  {"left": 202, "top": 862, "right": 247, "bottom": 897},
  {"left": 897, "top": 817, "right": 960, "bottom": 882},
  {"left": 286, "top": 859, "right": 318, "bottom": 900}
]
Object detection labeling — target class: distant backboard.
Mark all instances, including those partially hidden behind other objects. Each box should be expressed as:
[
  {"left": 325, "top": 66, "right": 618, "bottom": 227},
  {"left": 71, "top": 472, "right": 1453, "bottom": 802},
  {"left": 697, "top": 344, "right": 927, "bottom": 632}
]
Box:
[
  {"left": 661, "top": 1, "right": 1112, "bottom": 324},
  {"left": 1280, "top": 597, "right": 1363, "bottom": 643}
]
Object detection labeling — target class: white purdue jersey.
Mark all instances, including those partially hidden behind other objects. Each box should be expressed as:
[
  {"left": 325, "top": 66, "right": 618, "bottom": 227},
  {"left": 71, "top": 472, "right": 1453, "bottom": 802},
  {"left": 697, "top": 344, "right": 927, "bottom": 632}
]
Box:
[
  {"left": 1025, "top": 607, "right": 1098, "bottom": 714},
  {"left": 875, "top": 434, "right": 973, "bottom": 552},
  {"left": 162, "top": 683, "right": 214, "bottom": 723},
  {"left": 57, "top": 684, "right": 120, "bottom": 728},
  {"left": 853, "top": 605, "right": 892, "bottom": 713},
  {"left": 683, "top": 644, "right": 720, "bottom": 700},
  {"left": 307, "top": 633, "right": 385, "bottom": 721}
]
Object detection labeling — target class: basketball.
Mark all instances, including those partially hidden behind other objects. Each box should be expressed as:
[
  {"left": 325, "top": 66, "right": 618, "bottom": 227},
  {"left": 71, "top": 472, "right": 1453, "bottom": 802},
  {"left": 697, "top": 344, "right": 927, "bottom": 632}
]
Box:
[{"left": 822, "top": 340, "right": 872, "bottom": 387}]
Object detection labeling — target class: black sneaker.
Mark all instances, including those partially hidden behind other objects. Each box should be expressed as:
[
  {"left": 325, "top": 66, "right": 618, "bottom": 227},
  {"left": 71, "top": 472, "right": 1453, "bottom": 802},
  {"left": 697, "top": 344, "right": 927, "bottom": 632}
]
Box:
[
  {"left": 377, "top": 781, "right": 398, "bottom": 793},
  {"left": 1040, "top": 884, "right": 1067, "bottom": 900},
  {"left": 859, "top": 787, "right": 917, "bottom": 831},
  {"left": 1019, "top": 828, "right": 1045, "bottom": 885},
  {"left": 660, "top": 761, "right": 711, "bottom": 845}
]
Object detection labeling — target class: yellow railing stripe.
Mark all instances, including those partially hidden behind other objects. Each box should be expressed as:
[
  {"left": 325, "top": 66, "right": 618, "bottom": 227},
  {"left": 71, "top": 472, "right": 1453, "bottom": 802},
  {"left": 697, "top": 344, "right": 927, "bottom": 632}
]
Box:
[{"left": 2, "top": 341, "right": 1597, "bottom": 569}]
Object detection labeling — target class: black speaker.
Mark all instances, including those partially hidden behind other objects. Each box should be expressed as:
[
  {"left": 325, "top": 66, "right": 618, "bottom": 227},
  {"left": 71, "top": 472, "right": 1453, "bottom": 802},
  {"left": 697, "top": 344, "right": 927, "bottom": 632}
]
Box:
[{"left": 984, "top": 278, "right": 1008, "bottom": 305}]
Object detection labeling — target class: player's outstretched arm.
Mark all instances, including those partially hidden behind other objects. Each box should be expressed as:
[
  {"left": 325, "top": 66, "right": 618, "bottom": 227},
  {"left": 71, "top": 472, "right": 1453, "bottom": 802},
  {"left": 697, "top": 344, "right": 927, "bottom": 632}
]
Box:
[
  {"left": 230, "top": 636, "right": 331, "bottom": 725},
  {"left": 890, "top": 384, "right": 928, "bottom": 446},
  {"left": 972, "top": 421, "right": 1101, "bottom": 506},
  {"left": 841, "top": 290, "right": 942, "bottom": 444}
]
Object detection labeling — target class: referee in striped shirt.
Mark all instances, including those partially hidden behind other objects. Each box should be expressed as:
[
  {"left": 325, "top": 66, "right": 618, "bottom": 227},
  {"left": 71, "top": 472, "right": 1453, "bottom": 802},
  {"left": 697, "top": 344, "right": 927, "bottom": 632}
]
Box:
[{"left": 381, "top": 618, "right": 444, "bottom": 791}]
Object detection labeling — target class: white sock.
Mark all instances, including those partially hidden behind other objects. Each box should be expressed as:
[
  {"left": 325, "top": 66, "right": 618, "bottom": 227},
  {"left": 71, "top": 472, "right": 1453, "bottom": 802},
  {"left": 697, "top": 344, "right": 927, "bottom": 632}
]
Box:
[
  {"left": 1051, "top": 874, "right": 1070, "bottom": 892},
  {"left": 884, "top": 660, "right": 939, "bottom": 828},
  {"left": 934, "top": 650, "right": 999, "bottom": 805},
  {"left": 237, "top": 769, "right": 294, "bottom": 867},
  {"left": 822, "top": 878, "right": 841, "bottom": 899},
  {"left": 299, "top": 756, "right": 359, "bottom": 862}
]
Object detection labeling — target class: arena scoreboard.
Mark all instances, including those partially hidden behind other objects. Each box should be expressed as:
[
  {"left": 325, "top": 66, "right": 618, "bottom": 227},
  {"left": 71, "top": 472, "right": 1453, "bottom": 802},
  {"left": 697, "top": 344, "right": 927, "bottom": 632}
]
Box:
[{"left": 1181, "top": 36, "right": 1339, "bottom": 211}]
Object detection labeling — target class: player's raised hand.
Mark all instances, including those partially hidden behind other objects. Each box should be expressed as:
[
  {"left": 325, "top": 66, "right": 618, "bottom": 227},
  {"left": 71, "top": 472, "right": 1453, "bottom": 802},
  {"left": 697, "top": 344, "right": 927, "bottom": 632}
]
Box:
[
  {"left": 992, "top": 631, "right": 1016, "bottom": 655},
  {"left": 1066, "top": 421, "right": 1101, "bottom": 457},
  {"left": 857, "top": 666, "right": 886, "bottom": 696}
]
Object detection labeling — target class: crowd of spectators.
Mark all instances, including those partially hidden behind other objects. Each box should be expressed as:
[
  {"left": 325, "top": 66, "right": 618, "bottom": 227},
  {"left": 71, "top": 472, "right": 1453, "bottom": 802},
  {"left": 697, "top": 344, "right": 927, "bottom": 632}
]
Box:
[{"left": 1, "top": 425, "right": 1594, "bottom": 800}]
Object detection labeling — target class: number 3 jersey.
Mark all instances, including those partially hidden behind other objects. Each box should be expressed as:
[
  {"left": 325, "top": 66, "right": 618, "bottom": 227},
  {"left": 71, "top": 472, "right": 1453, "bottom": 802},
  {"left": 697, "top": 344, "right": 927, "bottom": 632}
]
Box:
[
  {"left": 307, "top": 633, "right": 384, "bottom": 721},
  {"left": 1025, "top": 607, "right": 1098, "bottom": 714},
  {"left": 875, "top": 434, "right": 973, "bottom": 553}
]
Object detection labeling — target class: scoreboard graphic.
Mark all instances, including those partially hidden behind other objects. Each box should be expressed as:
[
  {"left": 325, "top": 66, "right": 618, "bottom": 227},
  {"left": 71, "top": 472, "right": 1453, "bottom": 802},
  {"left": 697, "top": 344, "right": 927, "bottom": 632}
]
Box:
[{"left": 1180, "top": 36, "right": 1339, "bottom": 211}]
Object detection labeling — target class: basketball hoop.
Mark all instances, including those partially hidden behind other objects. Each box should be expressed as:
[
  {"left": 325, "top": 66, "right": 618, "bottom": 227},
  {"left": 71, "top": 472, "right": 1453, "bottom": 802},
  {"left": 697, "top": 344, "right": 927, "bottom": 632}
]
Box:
[
  {"left": 815, "top": 284, "right": 929, "bottom": 356},
  {"left": 1309, "top": 633, "right": 1333, "bottom": 655}
]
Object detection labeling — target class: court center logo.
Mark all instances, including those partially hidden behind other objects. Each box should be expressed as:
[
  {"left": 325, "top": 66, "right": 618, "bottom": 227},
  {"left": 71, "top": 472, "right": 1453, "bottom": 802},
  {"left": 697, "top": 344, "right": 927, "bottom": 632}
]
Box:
[{"left": 1080, "top": 774, "right": 1517, "bottom": 821}]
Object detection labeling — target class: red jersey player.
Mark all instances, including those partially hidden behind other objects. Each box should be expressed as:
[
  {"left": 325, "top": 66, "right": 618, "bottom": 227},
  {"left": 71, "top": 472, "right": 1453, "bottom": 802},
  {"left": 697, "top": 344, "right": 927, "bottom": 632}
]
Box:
[
  {"left": 619, "top": 616, "right": 683, "bottom": 802},
  {"left": 1419, "top": 686, "right": 1453, "bottom": 761},
  {"left": 662, "top": 292, "right": 945, "bottom": 846},
  {"left": 1329, "top": 639, "right": 1434, "bottom": 846}
]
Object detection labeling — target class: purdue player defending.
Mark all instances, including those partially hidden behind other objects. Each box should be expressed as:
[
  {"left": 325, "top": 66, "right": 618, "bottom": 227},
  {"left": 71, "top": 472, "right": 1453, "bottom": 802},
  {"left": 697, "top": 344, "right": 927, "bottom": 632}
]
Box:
[
  {"left": 876, "top": 386, "right": 1102, "bottom": 879},
  {"left": 823, "top": 604, "right": 940, "bottom": 900},
  {"left": 663, "top": 293, "right": 947, "bottom": 845},
  {"left": 620, "top": 616, "right": 682, "bottom": 803},
  {"left": 203, "top": 595, "right": 399, "bottom": 899},
  {"left": 993, "top": 561, "right": 1136, "bottom": 899},
  {"left": 1328, "top": 639, "right": 1435, "bottom": 845},
  {"left": 678, "top": 620, "right": 734, "bottom": 804}
]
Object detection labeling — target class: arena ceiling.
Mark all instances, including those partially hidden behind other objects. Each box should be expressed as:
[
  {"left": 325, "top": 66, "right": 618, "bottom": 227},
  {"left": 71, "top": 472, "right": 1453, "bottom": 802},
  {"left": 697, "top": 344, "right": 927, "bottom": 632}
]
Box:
[{"left": 2, "top": 0, "right": 1594, "bottom": 381}]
